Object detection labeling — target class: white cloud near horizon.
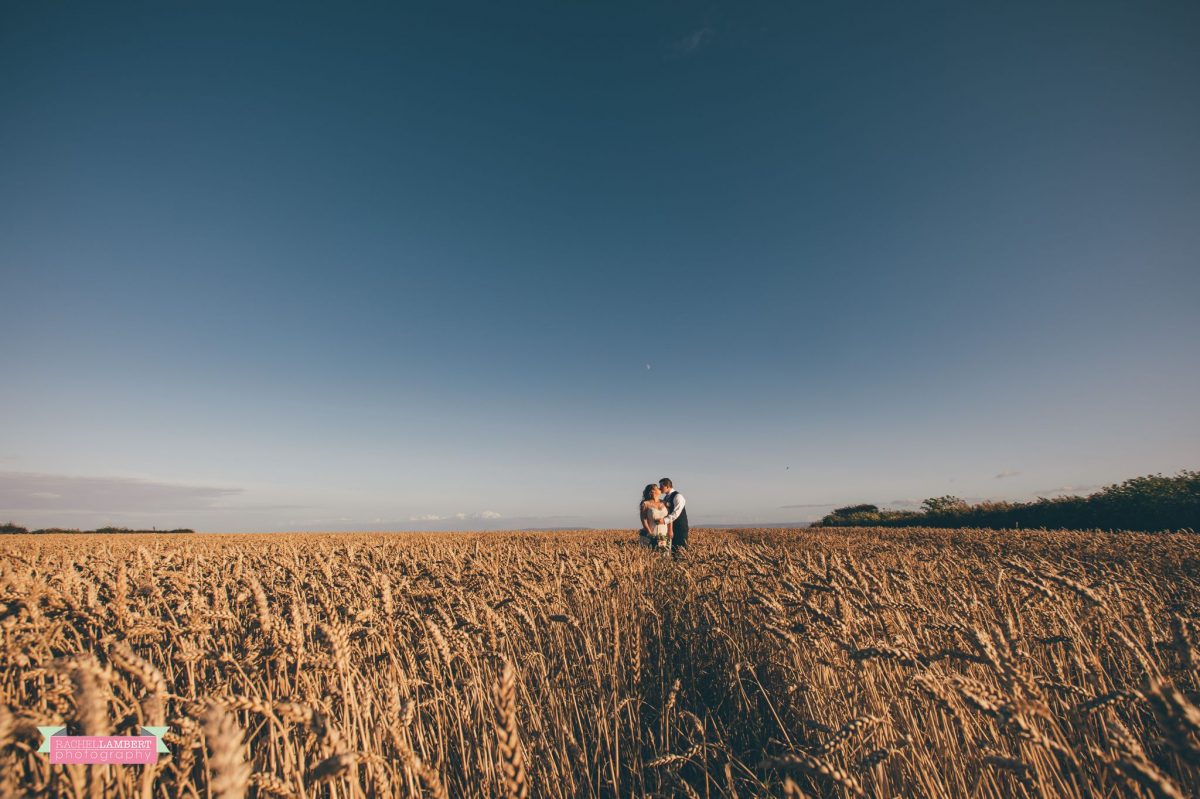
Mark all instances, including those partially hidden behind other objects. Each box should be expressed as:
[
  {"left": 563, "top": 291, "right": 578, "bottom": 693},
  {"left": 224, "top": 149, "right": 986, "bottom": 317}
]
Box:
[
  {"left": 409, "top": 510, "right": 503, "bottom": 522},
  {"left": 994, "top": 470, "right": 1021, "bottom": 479}
]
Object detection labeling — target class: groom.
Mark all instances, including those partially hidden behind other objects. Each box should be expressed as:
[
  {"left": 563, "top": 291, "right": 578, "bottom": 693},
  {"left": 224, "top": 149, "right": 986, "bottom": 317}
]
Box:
[{"left": 659, "top": 478, "right": 689, "bottom": 554}]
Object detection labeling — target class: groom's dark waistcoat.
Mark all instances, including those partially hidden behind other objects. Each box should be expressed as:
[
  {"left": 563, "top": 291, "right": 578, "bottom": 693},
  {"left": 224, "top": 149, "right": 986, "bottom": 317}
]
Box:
[{"left": 666, "top": 491, "right": 689, "bottom": 534}]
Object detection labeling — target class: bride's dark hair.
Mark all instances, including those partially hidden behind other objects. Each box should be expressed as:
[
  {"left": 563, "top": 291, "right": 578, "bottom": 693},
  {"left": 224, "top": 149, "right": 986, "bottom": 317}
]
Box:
[{"left": 642, "top": 483, "right": 659, "bottom": 502}]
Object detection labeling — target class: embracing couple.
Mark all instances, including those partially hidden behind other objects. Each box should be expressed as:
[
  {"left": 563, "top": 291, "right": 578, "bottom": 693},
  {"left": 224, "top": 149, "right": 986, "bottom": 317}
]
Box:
[{"left": 639, "top": 477, "right": 688, "bottom": 555}]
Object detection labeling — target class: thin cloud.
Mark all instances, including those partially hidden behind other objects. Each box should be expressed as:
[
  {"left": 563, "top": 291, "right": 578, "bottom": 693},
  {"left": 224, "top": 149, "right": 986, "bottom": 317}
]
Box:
[
  {"left": 994, "top": 470, "right": 1021, "bottom": 479},
  {"left": 778, "top": 502, "right": 838, "bottom": 509},
  {"left": 322, "top": 514, "right": 579, "bottom": 532},
  {"left": 0, "top": 472, "right": 242, "bottom": 513},
  {"left": 1034, "top": 485, "right": 1100, "bottom": 497},
  {"left": 409, "top": 510, "right": 503, "bottom": 522},
  {"left": 666, "top": 27, "right": 712, "bottom": 58}
]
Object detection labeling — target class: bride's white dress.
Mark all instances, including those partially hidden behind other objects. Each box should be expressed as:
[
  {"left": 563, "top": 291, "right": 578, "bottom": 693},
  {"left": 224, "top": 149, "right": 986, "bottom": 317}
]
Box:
[{"left": 645, "top": 504, "right": 670, "bottom": 548}]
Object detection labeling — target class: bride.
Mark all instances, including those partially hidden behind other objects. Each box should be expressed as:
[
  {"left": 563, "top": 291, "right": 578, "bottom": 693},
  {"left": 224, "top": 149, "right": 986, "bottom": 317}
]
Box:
[{"left": 639, "top": 483, "right": 671, "bottom": 551}]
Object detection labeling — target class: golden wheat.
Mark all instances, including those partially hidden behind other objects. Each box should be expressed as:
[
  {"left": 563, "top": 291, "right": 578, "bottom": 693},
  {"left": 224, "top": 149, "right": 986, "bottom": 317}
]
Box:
[{"left": 0, "top": 526, "right": 1197, "bottom": 797}]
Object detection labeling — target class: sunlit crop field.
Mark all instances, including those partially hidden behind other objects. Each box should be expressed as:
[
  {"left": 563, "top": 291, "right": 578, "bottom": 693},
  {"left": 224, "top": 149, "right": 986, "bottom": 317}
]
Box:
[{"left": 2, "top": 527, "right": 1198, "bottom": 798}]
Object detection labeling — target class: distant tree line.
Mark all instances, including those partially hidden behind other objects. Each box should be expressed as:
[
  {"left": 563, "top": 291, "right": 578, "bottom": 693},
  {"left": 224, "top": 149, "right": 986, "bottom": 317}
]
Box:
[
  {"left": 814, "top": 470, "right": 1199, "bottom": 532},
  {"left": 0, "top": 523, "right": 195, "bottom": 535}
]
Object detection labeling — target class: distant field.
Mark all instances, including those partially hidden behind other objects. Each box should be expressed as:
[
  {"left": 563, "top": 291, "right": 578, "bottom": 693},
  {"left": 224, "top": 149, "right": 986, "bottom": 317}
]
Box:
[{"left": 2, "top": 527, "right": 1198, "bottom": 798}]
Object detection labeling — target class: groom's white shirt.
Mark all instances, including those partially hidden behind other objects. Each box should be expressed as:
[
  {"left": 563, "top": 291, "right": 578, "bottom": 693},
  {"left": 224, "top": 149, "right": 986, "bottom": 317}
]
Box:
[{"left": 663, "top": 491, "right": 686, "bottom": 525}]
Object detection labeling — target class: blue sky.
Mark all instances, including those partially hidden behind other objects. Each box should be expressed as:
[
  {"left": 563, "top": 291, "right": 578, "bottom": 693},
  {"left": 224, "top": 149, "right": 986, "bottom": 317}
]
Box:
[{"left": 2, "top": 1, "right": 1197, "bottom": 531}]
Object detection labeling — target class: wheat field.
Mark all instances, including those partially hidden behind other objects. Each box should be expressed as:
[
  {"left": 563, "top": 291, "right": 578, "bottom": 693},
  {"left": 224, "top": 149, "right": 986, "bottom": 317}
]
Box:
[{"left": 1, "top": 527, "right": 1198, "bottom": 798}]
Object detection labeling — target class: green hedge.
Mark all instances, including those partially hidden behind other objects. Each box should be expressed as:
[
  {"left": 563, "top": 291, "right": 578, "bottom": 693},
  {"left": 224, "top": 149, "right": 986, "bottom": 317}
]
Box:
[
  {"left": 816, "top": 470, "right": 1199, "bottom": 532},
  {"left": 1, "top": 526, "right": 196, "bottom": 535}
]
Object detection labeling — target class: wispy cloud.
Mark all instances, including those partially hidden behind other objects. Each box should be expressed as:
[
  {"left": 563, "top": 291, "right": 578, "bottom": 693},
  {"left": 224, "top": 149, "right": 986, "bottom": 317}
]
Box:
[
  {"left": 305, "top": 514, "right": 581, "bottom": 532},
  {"left": 778, "top": 502, "right": 837, "bottom": 509},
  {"left": 0, "top": 472, "right": 242, "bottom": 513},
  {"left": 666, "top": 27, "right": 712, "bottom": 59},
  {"left": 1034, "top": 485, "right": 1100, "bottom": 497},
  {"left": 994, "top": 470, "right": 1021, "bottom": 479},
  {"left": 408, "top": 510, "right": 503, "bottom": 522}
]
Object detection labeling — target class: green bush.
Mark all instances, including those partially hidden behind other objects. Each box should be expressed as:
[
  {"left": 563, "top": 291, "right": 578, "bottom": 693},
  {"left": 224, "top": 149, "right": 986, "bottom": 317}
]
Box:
[
  {"left": 921, "top": 496, "right": 967, "bottom": 514},
  {"left": 832, "top": 504, "right": 880, "bottom": 516}
]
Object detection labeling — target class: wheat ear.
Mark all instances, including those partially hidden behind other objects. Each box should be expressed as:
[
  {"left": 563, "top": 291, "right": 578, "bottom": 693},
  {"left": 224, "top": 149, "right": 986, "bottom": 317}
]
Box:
[
  {"left": 201, "top": 704, "right": 252, "bottom": 799},
  {"left": 494, "top": 659, "right": 529, "bottom": 799}
]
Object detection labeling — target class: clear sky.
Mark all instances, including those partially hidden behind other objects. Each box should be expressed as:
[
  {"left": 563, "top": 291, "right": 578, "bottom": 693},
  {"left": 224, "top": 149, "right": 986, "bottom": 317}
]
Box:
[{"left": 2, "top": 1, "right": 1197, "bottom": 532}]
